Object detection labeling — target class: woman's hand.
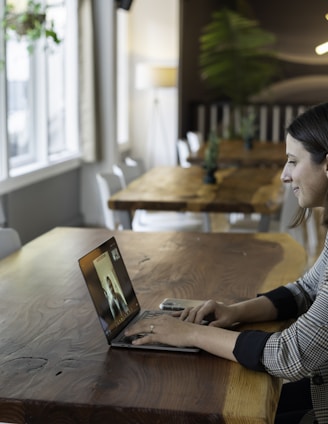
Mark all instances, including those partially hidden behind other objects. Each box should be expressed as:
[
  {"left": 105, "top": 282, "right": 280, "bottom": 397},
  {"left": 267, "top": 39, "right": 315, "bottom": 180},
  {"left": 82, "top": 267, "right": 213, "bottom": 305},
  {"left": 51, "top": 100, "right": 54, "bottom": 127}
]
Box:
[
  {"left": 124, "top": 311, "right": 240, "bottom": 361},
  {"left": 124, "top": 314, "right": 199, "bottom": 347},
  {"left": 179, "top": 300, "right": 239, "bottom": 328}
]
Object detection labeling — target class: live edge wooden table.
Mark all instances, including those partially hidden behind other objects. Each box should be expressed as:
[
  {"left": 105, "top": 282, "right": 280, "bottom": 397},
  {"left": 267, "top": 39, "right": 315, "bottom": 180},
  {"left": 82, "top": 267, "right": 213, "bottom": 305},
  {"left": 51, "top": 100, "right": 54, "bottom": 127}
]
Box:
[
  {"left": 109, "top": 165, "right": 283, "bottom": 232},
  {"left": 0, "top": 227, "right": 307, "bottom": 424},
  {"left": 188, "top": 139, "right": 287, "bottom": 168}
]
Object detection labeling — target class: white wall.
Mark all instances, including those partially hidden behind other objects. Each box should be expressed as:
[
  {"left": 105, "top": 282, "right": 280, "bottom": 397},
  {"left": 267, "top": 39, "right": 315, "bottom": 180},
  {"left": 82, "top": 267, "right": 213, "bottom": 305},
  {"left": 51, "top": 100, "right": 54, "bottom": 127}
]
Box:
[
  {"left": 80, "top": 0, "right": 119, "bottom": 226},
  {"left": 81, "top": 0, "right": 179, "bottom": 226},
  {"left": 128, "top": 0, "right": 179, "bottom": 169}
]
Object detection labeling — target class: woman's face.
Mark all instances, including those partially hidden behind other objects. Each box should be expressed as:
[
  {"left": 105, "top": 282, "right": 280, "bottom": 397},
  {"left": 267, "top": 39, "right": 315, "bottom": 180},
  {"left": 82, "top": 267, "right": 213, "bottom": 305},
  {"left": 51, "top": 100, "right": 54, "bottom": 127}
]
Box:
[{"left": 281, "top": 134, "right": 328, "bottom": 208}]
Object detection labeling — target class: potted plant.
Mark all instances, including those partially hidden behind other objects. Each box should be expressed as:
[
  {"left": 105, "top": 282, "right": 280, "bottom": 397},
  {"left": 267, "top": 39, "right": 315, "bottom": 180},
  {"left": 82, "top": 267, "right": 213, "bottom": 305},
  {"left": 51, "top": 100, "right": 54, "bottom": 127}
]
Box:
[
  {"left": 199, "top": 4, "right": 279, "bottom": 145},
  {"left": 203, "top": 131, "right": 220, "bottom": 184},
  {"left": 1, "top": 0, "right": 61, "bottom": 55},
  {"left": 239, "top": 110, "right": 258, "bottom": 150}
]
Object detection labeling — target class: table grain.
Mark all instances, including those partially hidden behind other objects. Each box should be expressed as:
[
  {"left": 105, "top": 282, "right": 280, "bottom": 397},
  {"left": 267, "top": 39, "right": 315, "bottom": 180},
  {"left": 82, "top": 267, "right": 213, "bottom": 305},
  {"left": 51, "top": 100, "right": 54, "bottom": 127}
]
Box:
[{"left": 0, "top": 227, "right": 307, "bottom": 423}]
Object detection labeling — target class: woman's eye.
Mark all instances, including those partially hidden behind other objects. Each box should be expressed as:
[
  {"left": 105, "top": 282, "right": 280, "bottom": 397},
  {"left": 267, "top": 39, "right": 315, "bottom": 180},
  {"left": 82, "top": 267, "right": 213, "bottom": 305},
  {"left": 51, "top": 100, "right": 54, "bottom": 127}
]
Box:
[{"left": 287, "top": 160, "right": 296, "bottom": 165}]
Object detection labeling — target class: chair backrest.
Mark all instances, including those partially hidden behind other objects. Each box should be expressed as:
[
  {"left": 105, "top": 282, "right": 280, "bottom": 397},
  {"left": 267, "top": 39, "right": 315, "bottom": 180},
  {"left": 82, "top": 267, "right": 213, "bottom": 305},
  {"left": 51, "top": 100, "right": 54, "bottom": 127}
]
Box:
[
  {"left": 186, "top": 131, "right": 202, "bottom": 153},
  {"left": 96, "top": 172, "right": 131, "bottom": 229},
  {"left": 279, "top": 184, "right": 306, "bottom": 246},
  {"left": 279, "top": 184, "right": 298, "bottom": 232},
  {"left": 113, "top": 162, "right": 143, "bottom": 187},
  {"left": 279, "top": 184, "right": 318, "bottom": 254},
  {"left": 0, "top": 227, "right": 22, "bottom": 259},
  {"left": 124, "top": 157, "right": 146, "bottom": 174},
  {"left": 177, "top": 139, "right": 191, "bottom": 168}
]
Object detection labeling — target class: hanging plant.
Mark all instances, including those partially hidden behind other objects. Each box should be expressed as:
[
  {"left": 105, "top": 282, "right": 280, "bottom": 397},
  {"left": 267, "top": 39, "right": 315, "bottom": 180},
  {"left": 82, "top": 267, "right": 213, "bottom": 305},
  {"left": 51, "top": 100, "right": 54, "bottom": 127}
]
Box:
[{"left": 1, "top": 0, "right": 61, "bottom": 55}]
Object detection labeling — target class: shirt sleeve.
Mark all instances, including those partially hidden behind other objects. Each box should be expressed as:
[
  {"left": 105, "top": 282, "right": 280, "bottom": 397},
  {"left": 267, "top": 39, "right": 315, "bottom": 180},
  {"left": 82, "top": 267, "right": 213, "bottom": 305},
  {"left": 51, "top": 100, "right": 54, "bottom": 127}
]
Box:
[
  {"left": 233, "top": 330, "right": 273, "bottom": 371},
  {"left": 232, "top": 287, "right": 297, "bottom": 371},
  {"left": 234, "top": 234, "right": 328, "bottom": 377},
  {"left": 260, "top": 286, "right": 298, "bottom": 320}
]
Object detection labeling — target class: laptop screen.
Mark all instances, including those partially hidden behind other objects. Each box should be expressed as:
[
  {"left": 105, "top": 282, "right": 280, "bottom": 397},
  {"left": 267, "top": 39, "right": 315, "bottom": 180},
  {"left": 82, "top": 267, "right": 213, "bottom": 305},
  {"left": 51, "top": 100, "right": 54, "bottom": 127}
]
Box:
[{"left": 79, "top": 237, "right": 140, "bottom": 343}]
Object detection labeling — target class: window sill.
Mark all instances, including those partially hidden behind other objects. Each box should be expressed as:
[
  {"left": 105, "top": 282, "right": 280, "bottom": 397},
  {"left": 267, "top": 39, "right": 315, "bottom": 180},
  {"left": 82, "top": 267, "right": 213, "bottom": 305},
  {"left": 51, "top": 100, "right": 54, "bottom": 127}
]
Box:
[{"left": 0, "top": 155, "right": 82, "bottom": 195}]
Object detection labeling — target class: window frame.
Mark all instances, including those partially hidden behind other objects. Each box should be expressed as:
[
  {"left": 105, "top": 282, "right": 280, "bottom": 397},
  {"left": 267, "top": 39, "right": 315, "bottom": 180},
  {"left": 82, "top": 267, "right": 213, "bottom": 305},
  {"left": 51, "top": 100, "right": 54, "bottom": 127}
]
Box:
[
  {"left": 116, "top": 7, "right": 130, "bottom": 152},
  {"left": 0, "top": 0, "right": 81, "bottom": 196}
]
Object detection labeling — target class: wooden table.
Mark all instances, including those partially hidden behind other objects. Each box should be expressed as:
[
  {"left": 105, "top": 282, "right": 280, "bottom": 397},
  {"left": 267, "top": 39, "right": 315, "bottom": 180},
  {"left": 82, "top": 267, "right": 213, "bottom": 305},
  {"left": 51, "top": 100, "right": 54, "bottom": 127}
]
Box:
[
  {"left": 0, "top": 227, "right": 307, "bottom": 424},
  {"left": 188, "top": 139, "right": 287, "bottom": 168},
  {"left": 109, "top": 165, "right": 283, "bottom": 231}
]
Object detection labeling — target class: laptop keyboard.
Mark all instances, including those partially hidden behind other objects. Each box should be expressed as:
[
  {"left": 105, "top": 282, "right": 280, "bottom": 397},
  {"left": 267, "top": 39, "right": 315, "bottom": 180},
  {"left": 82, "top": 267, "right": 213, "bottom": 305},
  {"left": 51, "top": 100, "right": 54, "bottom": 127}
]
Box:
[{"left": 118, "top": 310, "right": 169, "bottom": 344}]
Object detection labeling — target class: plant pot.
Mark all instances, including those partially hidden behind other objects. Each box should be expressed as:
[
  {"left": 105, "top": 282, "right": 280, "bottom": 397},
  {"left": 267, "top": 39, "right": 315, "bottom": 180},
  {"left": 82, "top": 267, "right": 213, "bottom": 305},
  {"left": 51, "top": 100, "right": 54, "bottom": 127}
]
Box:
[
  {"left": 244, "top": 136, "right": 254, "bottom": 150},
  {"left": 204, "top": 168, "right": 217, "bottom": 184},
  {"left": 5, "top": 12, "right": 46, "bottom": 36}
]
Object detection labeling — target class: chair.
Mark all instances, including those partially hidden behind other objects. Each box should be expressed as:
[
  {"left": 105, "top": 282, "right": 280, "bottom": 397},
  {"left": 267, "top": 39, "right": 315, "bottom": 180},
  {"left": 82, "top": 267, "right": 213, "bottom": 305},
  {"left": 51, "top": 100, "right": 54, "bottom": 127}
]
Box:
[
  {"left": 186, "top": 131, "right": 203, "bottom": 153},
  {"left": 112, "top": 162, "right": 141, "bottom": 187},
  {"left": 177, "top": 139, "right": 191, "bottom": 168},
  {"left": 96, "top": 172, "right": 131, "bottom": 230},
  {"left": 228, "top": 184, "right": 318, "bottom": 255},
  {"left": 0, "top": 227, "right": 22, "bottom": 259},
  {"left": 124, "top": 156, "right": 146, "bottom": 174},
  {"left": 112, "top": 162, "right": 209, "bottom": 232}
]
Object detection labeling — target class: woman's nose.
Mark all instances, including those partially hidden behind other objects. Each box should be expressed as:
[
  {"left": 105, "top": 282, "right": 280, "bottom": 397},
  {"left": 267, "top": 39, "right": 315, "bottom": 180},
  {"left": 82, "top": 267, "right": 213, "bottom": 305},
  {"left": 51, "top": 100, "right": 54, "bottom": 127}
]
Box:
[{"left": 280, "top": 166, "right": 291, "bottom": 183}]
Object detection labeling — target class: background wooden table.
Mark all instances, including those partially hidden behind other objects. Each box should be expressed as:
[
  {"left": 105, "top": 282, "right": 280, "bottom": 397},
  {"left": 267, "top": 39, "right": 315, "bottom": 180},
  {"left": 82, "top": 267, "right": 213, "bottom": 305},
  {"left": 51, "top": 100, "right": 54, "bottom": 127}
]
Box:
[
  {"left": 109, "top": 165, "right": 284, "bottom": 231},
  {"left": 0, "top": 227, "right": 307, "bottom": 424},
  {"left": 188, "top": 139, "right": 286, "bottom": 168}
]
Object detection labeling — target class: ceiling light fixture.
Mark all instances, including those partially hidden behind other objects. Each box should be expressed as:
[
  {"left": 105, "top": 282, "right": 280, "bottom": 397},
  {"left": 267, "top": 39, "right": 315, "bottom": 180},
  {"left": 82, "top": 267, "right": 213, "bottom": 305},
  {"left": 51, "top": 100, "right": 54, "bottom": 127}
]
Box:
[
  {"left": 315, "top": 41, "right": 328, "bottom": 55},
  {"left": 315, "top": 14, "right": 328, "bottom": 55}
]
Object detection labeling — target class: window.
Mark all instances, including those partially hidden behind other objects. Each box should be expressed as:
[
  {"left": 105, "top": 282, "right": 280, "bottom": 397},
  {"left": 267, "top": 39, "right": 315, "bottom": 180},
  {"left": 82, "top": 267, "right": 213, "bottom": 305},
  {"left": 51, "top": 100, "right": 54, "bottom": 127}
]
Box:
[
  {"left": 0, "top": 0, "right": 79, "bottom": 192},
  {"left": 116, "top": 8, "right": 129, "bottom": 149}
]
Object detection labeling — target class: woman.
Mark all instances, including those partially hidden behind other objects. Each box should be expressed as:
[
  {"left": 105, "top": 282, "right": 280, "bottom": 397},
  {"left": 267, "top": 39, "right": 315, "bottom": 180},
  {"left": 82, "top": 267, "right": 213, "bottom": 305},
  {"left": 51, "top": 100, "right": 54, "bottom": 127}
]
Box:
[{"left": 125, "top": 102, "right": 328, "bottom": 424}]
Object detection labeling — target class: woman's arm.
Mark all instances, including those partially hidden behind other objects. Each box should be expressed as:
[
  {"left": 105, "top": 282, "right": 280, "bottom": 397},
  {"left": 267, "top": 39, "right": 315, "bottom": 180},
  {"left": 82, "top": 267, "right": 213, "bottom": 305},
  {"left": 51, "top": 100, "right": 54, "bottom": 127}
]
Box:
[
  {"left": 179, "top": 295, "right": 278, "bottom": 327},
  {"left": 124, "top": 313, "right": 241, "bottom": 360}
]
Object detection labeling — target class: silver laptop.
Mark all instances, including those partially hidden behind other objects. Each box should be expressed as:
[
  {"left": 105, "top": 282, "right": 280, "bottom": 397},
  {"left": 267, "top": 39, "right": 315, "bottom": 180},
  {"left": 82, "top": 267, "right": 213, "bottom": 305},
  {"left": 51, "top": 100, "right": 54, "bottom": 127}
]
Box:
[{"left": 78, "top": 236, "right": 199, "bottom": 353}]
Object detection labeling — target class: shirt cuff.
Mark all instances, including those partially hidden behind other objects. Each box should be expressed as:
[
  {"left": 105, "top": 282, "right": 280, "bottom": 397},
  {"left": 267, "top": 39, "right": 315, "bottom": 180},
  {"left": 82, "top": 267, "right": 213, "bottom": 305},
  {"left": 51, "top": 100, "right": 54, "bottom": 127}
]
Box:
[
  {"left": 259, "top": 286, "right": 298, "bottom": 320},
  {"left": 233, "top": 330, "right": 272, "bottom": 371}
]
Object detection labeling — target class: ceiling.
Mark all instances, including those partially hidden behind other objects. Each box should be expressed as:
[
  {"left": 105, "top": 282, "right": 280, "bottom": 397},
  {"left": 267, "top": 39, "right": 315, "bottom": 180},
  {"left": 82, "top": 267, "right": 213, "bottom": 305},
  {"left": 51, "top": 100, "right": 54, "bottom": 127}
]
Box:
[
  {"left": 251, "top": 0, "right": 328, "bottom": 64},
  {"left": 249, "top": 0, "right": 328, "bottom": 103}
]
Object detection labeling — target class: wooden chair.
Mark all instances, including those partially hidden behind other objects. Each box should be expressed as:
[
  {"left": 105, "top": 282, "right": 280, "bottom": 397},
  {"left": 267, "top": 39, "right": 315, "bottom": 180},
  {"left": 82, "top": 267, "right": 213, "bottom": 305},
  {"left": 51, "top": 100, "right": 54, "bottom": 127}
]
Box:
[{"left": 0, "top": 227, "right": 22, "bottom": 259}]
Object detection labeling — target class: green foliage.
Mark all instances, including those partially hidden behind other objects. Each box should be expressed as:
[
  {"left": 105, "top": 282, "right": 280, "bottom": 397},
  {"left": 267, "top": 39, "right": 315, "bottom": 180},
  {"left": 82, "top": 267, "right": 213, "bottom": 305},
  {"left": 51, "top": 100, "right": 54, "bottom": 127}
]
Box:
[
  {"left": 204, "top": 131, "right": 220, "bottom": 171},
  {"left": 239, "top": 109, "right": 257, "bottom": 139},
  {"left": 199, "top": 8, "right": 279, "bottom": 105},
  {"left": 1, "top": 0, "right": 61, "bottom": 55}
]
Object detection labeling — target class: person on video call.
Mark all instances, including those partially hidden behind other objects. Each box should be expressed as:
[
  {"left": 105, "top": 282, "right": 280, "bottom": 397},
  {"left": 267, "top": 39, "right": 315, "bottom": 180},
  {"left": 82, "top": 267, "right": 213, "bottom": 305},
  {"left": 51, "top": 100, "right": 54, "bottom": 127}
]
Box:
[
  {"left": 125, "top": 102, "right": 328, "bottom": 423},
  {"left": 104, "top": 275, "right": 128, "bottom": 319}
]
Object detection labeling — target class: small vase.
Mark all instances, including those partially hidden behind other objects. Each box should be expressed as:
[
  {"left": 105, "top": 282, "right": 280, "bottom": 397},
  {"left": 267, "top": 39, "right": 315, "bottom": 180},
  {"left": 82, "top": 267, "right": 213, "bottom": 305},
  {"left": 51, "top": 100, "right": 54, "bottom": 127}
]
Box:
[
  {"left": 244, "top": 136, "right": 254, "bottom": 150},
  {"left": 204, "top": 168, "right": 217, "bottom": 184}
]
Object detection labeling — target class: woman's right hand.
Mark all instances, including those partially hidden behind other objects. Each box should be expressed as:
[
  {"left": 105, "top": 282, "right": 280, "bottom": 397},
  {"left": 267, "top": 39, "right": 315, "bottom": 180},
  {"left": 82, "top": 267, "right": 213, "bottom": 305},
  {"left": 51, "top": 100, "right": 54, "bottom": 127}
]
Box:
[{"left": 179, "top": 300, "right": 239, "bottom": 328}]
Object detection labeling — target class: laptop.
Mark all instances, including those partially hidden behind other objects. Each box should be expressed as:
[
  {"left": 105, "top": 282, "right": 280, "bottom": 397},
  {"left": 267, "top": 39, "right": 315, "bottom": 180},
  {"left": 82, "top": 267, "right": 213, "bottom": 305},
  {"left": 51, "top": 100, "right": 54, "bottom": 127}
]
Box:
[{"left": 78, "top": 236, "right": 199, "bottom": 353}]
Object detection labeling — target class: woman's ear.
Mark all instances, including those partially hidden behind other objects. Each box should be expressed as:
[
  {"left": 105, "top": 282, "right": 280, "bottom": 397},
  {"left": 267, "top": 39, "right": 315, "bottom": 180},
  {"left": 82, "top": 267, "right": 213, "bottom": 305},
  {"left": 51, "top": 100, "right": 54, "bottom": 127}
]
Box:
[{"left": 325, "top": 154, "right": 328, "bottom": 176}]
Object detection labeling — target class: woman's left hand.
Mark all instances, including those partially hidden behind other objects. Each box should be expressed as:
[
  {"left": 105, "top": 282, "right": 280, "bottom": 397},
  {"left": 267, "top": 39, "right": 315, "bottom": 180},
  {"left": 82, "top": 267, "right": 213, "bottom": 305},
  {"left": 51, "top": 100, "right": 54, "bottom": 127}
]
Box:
[{"left": 124, "top": 314, "right": 199, "bottom": 347}]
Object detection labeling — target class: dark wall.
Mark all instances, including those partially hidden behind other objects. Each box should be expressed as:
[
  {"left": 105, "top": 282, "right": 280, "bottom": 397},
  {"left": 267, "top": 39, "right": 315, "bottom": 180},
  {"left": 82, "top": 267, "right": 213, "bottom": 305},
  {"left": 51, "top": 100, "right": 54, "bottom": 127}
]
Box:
[
  {"left": 178, "top": 0, "right": 328, "bottom": 138},
  {"left": 179, "top": 0, "right": 218, "bottom": 138}
]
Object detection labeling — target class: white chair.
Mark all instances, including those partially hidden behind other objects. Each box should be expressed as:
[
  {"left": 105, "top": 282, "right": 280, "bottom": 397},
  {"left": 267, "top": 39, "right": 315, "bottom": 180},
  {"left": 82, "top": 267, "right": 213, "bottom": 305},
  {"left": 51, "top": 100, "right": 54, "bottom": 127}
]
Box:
[
  {"left": 124, "top": 156, "right": 146, "bottom": 174},
  {"left": 0, "top": 227, "right": 22, "bottom": 259},
  {"left": 177, "top": 139, "right": 191, "bottom": 168},
  {"left": 186, "top": 131, "right": 203, "bottom": 153},
  {"left": 112, "top": 163, "right": 141, "bottom": 187},
  {"left": 96, "top": 172, "right": 131, "bottom": 229},
  {"left": 228, "top": 184, "right": 318, "bottom": 254},
  {"left": 112, "top": 162, "right": 209, "bottom": 232}
]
